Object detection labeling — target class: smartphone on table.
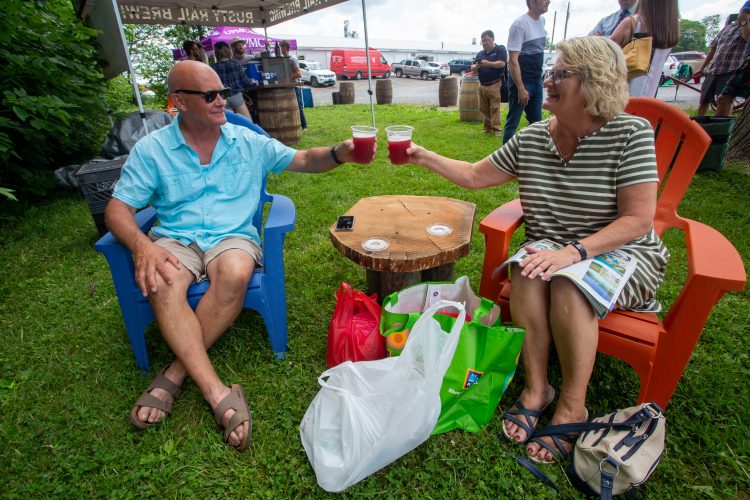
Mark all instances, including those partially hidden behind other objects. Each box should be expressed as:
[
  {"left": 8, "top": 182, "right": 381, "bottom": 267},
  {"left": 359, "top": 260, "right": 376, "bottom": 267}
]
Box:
[{"left": 335, "top": 215, "right": 354, "bottom": 231}]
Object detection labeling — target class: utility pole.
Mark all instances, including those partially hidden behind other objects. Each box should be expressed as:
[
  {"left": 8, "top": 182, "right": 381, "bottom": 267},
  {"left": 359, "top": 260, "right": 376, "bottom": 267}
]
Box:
[
  {"left": 551, "top": 11, "right": 557, "bottom": 47},
  {"left": 562, "top": 2, "right": 570, "bottom": 41}
]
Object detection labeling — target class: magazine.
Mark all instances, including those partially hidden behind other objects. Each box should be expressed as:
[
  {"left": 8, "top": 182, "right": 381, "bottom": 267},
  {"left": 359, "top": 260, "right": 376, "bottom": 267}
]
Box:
[{"left": 493, "top": 239, "right": 638, "bottom": 318}]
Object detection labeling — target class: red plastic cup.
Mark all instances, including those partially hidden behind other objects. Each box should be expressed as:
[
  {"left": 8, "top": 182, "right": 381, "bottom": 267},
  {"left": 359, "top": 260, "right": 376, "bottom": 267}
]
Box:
[
  {"left": 351, "top": 126, "right": 378, "bottom": 164},
  {"left": 386, "top": 125, "right": 414, "bottom": 165}
]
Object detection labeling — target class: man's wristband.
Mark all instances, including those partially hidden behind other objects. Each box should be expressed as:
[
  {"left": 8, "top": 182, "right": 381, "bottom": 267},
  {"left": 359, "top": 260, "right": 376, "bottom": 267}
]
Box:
[
  {"left": 571, "top": 241, "right": 588, "bottom": 261},
  {"left": 330, "top": 147, "right": 344, "bottom": 165}
]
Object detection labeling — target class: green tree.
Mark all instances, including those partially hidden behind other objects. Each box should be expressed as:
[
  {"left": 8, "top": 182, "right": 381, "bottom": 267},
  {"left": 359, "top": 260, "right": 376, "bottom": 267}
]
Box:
[
  {"left": 674, "top": 19, "right": 707, "bottom": 52},
  {"left": 702, "top": 15, "right": 722, "bottom": 47},
  {"left": 125, "top": 24, "right": 212, "bottom": 102},
  {"left": 0, "top": 0, "right": 110, "bottom": 198}
]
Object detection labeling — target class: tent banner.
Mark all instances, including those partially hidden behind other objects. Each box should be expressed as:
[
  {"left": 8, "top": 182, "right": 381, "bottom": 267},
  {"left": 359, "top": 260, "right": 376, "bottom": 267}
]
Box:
[{"left": 106, "top": 0, "right": 346, "bottom": 27}]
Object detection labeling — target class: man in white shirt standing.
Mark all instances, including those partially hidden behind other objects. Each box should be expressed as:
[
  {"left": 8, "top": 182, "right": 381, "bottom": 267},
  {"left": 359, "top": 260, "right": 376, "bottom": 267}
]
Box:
[
  {"left": 590, "top": 0, "right": 637, "bottom": 37},
  {"left": 504, "top": 0, "right": 550, "bottom": 144}
]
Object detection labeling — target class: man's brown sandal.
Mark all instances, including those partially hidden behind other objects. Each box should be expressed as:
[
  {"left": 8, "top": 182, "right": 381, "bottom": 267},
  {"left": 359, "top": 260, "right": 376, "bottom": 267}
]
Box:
[
  {"left": 130, "top": 365, "right": 183, "bottom": 430},
  {"left": 213, "top": 384, "right": 252, "bottom": 451}
]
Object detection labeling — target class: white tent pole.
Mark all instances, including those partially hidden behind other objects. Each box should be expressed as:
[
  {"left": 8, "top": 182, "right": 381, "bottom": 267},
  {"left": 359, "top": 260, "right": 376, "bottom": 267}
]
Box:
[
  {"left": 361, "top": 0, "right": 375, "bottom": 127},
  {"left": 110, "top": 0, "right": 149, "bottom": 133}
]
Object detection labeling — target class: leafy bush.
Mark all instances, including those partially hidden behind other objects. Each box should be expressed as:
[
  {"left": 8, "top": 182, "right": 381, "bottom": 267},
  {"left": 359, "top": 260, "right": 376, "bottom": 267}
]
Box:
[{"left": 0, "top": 0, "right": 110, "bottom": 198}]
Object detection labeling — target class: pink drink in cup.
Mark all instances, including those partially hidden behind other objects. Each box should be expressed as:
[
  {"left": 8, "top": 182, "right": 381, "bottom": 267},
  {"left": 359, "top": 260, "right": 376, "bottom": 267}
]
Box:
[
  {"left": 351, "top": 126, "right": 378, "bottom": 163},
  {"left": 386, "top": 125, "right": 414, "bottom": 165}
]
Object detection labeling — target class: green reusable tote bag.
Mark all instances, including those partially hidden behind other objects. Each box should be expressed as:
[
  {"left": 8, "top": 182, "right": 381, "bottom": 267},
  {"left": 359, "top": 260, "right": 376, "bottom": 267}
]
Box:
[
  {"left": 430, "top": 313, "right": 524, "bottom": 434},
  {"left": 380, "top": 277, "right": 525, "bottom": 434}
]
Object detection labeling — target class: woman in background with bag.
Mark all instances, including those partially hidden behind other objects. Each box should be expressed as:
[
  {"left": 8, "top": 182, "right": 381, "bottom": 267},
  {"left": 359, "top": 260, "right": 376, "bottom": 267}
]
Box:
[
  {"left": 403, "top": 36, "right": 669, "bottom": 464},
  {"left": 609, "top": 0, "right": 680, "bottom": 97}
]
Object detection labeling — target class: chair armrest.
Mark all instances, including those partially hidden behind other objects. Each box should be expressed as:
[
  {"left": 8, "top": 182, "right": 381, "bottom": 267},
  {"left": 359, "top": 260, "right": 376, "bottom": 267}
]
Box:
[
  {"left": 264, "top": 194, "right": 296, "bottom": 236},
  {"left": 664, "top": 217, "right": 746, "bottom": 331},
  {"left": 262, "top": 194, "right": 296, "bottom": 270},
  {"left": 95, "top": 207, "right": 157, "bottom": 254},
  {"left": 478, "top": 199, "right": 525, "bottom": 299}
]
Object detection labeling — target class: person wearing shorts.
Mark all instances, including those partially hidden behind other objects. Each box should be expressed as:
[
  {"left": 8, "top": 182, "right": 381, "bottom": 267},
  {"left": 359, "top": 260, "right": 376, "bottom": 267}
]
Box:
[
  {"left": 715, "top": 4, "right": 750, "bottom": 116},
  {"left": 696, "top": 3, "right": 750, "bottom": 116},
  {"left": 105, "top": 61, "right": 370, "bottom": 451}
]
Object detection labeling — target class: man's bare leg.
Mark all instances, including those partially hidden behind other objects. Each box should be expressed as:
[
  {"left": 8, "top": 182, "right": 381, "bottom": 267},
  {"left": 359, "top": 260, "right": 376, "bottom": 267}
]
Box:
[{"left": 135, "top": 250, "right": 254, "bottom": 447}]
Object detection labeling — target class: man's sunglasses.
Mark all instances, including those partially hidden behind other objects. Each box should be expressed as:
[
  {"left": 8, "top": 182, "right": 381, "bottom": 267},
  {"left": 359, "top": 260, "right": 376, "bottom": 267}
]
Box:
[{"left": 174, "top": 88, "right": 232, "bottom": 103}]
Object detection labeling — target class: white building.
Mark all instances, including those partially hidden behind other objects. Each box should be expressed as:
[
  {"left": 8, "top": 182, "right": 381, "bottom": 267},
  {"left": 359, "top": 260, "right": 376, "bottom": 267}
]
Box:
[{"left": 271, "top": 33, "right": 479, "bottom": 68}]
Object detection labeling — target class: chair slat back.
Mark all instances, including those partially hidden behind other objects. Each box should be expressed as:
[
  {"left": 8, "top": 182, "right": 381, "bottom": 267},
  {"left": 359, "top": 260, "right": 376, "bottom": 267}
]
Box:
[{"left": 624, "top": 97, "right": 711, "bottom": 234}]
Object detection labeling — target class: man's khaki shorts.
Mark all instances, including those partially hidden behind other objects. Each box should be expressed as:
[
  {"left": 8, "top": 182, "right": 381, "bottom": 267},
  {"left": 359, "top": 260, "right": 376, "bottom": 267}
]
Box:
[{"left": 148, "top": 231, "right": 262, "bottom": 282}]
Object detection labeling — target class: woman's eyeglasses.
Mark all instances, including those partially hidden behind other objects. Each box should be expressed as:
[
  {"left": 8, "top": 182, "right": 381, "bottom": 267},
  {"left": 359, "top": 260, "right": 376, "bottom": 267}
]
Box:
[
  {"left": 547, "top": 69, "right": 579, "bottom": 85},
  {"left": 174, "top": 87, "right": 232, "bottom": 103}
]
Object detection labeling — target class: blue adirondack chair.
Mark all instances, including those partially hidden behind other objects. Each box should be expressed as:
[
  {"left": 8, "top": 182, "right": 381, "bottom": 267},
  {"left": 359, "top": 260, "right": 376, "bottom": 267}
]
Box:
[{"left": 95, "top": 113, "right": 295, "bottom": 371}]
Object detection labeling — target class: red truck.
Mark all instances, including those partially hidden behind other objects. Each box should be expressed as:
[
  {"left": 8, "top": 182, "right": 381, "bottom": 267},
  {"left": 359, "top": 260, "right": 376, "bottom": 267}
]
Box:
[{"left": 329, "top": 48, "right": 391, "bottom": 80}]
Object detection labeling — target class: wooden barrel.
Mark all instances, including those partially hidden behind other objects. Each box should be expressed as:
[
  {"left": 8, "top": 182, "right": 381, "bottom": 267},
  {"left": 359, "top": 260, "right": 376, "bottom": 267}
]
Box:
[
  {"left": 256, "top": 87, "right": 301, "bottom": 145},
  {"left": 376, "top": 79, "right": 392, "bottom": 104},
  {"left": 458, "top": 75, "right": 481, "bottom": 122},
  {"left": 438, "top": 77, "right": 458, "bottom": 107},
  {"left": 339, "top": 81, "right": 355, "bottom": 104}
]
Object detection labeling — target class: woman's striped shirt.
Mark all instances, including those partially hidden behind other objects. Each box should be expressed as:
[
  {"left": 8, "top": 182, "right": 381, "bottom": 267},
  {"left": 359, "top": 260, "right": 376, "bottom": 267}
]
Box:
[{"left": 488, "top": 113, "right": 670, "bottom": 312}]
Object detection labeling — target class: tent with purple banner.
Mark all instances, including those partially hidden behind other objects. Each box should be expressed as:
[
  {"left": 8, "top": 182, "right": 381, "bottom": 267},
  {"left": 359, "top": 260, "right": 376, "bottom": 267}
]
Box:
[
  {"left": 74, "top": 0, "right": 378, "bottom": 128},
  {"left": 172, "top": 26, "right": 297, "bottom": 60}
]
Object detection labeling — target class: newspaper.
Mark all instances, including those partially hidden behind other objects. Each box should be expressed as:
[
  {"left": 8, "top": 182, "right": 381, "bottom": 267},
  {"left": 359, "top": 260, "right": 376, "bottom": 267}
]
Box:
[{"left": 492, "top": 239, "right": 638, "bottom": 318}]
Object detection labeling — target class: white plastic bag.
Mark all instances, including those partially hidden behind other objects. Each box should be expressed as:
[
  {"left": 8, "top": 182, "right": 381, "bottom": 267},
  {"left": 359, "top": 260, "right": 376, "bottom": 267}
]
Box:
[{"left": 300, "top": 300, "right": 466, "bottom": 492}]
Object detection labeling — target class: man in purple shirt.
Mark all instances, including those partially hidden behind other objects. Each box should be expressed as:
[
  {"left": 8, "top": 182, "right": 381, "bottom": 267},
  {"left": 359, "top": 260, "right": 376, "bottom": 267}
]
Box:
[{"left": 106, "top": 61, "right": 369, "bottom": 451}]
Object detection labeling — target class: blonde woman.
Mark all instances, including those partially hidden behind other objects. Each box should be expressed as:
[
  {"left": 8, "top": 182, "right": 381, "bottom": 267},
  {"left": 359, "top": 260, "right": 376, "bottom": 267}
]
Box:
[
  {"left": 405, "top": 36, "right": 669, "bottom": 463},
  {"left": 610, "top": 0, "right": 680, "bottom": 97}
]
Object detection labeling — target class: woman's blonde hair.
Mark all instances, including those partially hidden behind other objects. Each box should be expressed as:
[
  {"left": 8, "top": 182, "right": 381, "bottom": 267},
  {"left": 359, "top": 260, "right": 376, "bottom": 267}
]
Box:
[{"left": 556, "top": 36, "right": 629, "bottom": 121}]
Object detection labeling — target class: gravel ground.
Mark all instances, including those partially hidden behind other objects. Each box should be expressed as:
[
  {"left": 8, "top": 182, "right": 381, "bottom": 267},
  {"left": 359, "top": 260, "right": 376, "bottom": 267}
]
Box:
[{"left": 306, "top": 75, "right": 702, "bottom": 110}]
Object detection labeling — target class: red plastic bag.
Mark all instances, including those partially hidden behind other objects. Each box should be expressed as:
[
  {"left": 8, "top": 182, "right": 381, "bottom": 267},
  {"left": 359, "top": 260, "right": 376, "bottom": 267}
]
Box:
[{"left": 327, "top": 283, "right": 385, "bottom": 368}]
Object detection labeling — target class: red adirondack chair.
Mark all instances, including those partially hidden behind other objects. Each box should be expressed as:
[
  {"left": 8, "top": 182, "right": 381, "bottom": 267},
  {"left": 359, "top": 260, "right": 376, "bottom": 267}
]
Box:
[{"left": 477, "top": 97, "right": 746, "bottom": 410}]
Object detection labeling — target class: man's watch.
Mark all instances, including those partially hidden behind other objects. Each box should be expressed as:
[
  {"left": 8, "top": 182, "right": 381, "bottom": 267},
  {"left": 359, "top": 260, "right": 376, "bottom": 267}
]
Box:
[
  {"left": 571, "top": 241, "right": 588, "bottom": 261},
  {"left": 330, "top": 147, "right": 344, "bottom": 165}
]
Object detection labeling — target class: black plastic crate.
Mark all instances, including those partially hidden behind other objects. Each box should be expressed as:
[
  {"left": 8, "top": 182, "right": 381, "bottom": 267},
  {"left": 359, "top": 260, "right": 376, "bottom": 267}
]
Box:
[{"left": 75, "top": 156, "right": 127, "bottom": 235}]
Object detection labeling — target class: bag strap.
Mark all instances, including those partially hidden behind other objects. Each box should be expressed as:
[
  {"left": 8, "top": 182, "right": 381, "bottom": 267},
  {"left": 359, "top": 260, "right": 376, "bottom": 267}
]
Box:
[
  {"left": 534, "top": 404, "right": 661, "bottom": 438},
  {"left": 472, "top": 297, "right": 498, "bottom": 323},
  {"left": 515, "top": 454, "right": 561, "bottom": 495},
  {"left": 629, "top": 15, "right": 638, "bottom": 43}
]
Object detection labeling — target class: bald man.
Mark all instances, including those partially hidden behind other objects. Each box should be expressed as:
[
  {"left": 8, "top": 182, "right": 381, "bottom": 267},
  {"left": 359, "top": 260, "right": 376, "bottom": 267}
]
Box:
[{"left": 105, "top": 61, "right": 368, "bottom": 451}]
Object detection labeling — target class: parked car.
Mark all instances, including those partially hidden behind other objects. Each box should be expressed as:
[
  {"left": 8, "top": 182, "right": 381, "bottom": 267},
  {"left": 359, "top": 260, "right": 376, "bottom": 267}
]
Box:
[
  {"left": 391, "top": 59, "right": 442, "bottom": 80},
  {"left": 298, "top": 60, "right": 336, "bottom": 87},
  {"left": 670, "top": 51, "right": 706, "bottom": 74},
  {"left": 427, "top": 62, "right": 450, "bottom": 78},
  {"left": 447, "top": 59, "right": 473, "bottom": 76}
]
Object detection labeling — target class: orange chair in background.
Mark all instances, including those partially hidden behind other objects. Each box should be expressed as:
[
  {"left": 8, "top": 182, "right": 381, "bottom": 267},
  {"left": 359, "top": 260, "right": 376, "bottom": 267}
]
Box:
[{"left": 477, "top": 97, "right": 746, "bottom": 410}]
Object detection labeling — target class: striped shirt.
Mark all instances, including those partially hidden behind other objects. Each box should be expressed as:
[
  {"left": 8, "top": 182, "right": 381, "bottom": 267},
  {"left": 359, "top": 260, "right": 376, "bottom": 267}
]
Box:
[{"left": 488, "top": 113, "right": 670, "bottom": 312}]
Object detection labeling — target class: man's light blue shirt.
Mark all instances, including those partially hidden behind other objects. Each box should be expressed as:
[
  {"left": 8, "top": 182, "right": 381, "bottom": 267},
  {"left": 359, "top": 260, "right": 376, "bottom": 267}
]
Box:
[
  {"left": 589, "top": 5, "right": 636, "bottom": 37},
  {"left": 112, "top": 116, "right": 296, "bottom": 251}
]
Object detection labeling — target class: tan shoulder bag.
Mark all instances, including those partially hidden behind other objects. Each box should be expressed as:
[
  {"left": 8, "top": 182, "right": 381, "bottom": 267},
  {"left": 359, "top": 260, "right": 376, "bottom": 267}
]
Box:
[{"left": 621, "top": 16, "right": 653, "bottom": 79}]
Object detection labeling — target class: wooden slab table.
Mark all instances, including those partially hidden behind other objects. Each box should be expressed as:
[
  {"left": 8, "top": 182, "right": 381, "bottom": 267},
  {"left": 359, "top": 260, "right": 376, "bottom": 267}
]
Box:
[{"left": 329, "top": 195, "right": 476, "bottom": 302}]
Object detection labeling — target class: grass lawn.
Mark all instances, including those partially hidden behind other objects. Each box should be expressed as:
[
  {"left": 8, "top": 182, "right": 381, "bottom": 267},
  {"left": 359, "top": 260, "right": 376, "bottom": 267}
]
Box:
[{"left": 1, "top": 104, "right": 748, "bottom": 497}]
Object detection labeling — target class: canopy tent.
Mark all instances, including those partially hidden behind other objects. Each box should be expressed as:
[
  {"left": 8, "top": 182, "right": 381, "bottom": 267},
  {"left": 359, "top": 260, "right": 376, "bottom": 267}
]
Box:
[
  {"left": 74, "top": 0, "right": 377, "bottom": 128},
  {"left": 172, "top": 27, "right": 297, "bottom": 60}
]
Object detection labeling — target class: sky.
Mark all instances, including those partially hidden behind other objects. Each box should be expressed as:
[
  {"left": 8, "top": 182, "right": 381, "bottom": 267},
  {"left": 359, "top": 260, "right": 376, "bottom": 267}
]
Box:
[{"left": 267, "top": 0, "right": 743, "bottom": 45}]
